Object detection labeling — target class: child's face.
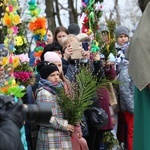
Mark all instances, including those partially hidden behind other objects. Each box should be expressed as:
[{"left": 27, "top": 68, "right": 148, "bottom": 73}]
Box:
[
  {"left": 47, "top": 71, "right": 60, "bottom": 84},
  {"left": 117, "top": 34, "right": 129, "bottom": 46}
]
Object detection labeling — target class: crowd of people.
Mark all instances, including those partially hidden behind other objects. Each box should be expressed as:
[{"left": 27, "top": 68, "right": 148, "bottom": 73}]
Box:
[
  {"left": 1, "top": 1, "right": 150, "bottom": 149},
  {"left": 0, "top": 21, "right": 133, "bottom": 150}
]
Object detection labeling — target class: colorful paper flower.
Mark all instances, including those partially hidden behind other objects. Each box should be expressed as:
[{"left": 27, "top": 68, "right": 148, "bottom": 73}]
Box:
[
  {"left": 13, "top": 56, "right": 20, "bottom": 68},
  {"left": 15, "top": 36, "right": 24, "bottom": 46},
  {"left": 12, "top": 14, "right": 21, "bottom": 25},
  {"left": 3, "top": 13, "right": 11, "bottom": 26},
  {"left": 1, "top": 57, "right": 9, "bottom": 66},
  {"left": 33, "top": 28, "right": 46, "bottom": 37},
  {"left": 18, "top": 53, "right": 29, "bottom": 63},
  {"left": 1, "top": 55, "right": 20, "bottom": 68},
  {"left": 13, "top": 71, "right": 32, "bottom": 82},
  {"left": 11, "top": 26, "right": 19, "bottom": 34},
  {"left": 0, "top": 77, "right": 25, "bottom": 98},
  {"left": 29, "top": 17, "right": 46, "bottom": 31}
]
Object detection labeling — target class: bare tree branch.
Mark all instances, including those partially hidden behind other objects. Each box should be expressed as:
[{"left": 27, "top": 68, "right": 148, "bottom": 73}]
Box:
[
  {"left": 58, "top": 2, "right": 71, "bottom": 11},
  {"left": 55, "top": 0, "right": 62, "bottom": 26}
]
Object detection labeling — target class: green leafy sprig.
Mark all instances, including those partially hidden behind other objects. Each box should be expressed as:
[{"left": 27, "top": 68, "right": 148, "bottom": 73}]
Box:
[
  {"left": 57, "top": 67, "right": 98, "bottom": 125},
  {"left": 103, "top": 131, "right": 119, "bottom": 149}
]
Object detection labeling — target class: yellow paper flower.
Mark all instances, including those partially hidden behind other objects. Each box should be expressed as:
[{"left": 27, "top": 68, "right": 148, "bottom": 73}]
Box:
[
  {"left": 1, "top": 57, "right": 9, "bottom": 66},
  {"left": 12, "top": 14, "right": 21, "bottom": 25},
  {"left": 13, "top": 56, "right": 20, "bottom": 68},
  {"left": 3, "top": 13, "right": 11, "bottom": 26},
  {"left": 22, "top": 37, "right": 27, "bottom": 44},
  {"left": 15, "top": 36, "right": 23, "bottom": 46},
  {"left": 4, "top": 38, "right": 9, "bottom": 47},
  {"left": 33, "top": 28, "right": 46, "bottom": 37}
]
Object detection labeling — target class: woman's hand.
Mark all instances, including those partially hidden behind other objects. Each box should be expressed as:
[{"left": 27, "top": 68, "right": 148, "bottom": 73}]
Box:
[
  {"left": 81, "top": 49, "right": 90, "bottom": 60},
  {"left": 63, "top": 46, "right": 73, "bottom": 61},
  {"left": 67, "top": 124, "right": 74, "bottom": 132},
  {"left": 105, "top": 60, "right": 111, "bottom": 69},
  {"left": 93, "top": 52, "right": 100, "bottom": 61}
]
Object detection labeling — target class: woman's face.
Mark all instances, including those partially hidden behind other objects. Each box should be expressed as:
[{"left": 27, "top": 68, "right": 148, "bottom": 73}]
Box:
[
  {"left": 46, "top": 30, "right": 53, "bottom": 45},
  {"left": 53, "top": 61, "right": 62, "bottom": 74},
  {"left": 56, "top": 31, "right": 68, "bottom": 44},
  {"left": 47, "top": 71, "right": 60, "bottom": 84}
]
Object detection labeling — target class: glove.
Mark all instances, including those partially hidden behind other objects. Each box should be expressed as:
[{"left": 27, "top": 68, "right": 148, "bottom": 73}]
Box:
[{"left": 0, "top": 95, "right": 25, "bottom": 128}]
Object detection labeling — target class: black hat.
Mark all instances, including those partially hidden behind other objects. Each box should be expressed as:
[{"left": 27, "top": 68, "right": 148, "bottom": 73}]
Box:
[
  {"left": 37, "top": 61, "right": 59, "bottom": 79},
  {"left": 41, "top": 42, "right": 62, "bottom": 61},
  {"left": 68, "top": 23, "right": 80, "bottom": 35}
]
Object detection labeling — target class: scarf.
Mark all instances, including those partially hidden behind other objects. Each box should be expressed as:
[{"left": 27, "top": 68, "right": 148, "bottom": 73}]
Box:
[
  {"left": 126, "top": 2, "right": 150, "bottom": 91},
  {"left": 38, "top": 78, "right": 64, "bottom": 94}
]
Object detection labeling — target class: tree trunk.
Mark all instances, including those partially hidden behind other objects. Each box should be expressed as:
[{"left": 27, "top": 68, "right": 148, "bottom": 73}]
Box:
[
  {"left": 68, "top": 0, "right": 78, "bottom": 24},
  {"left": 114, "top": 0, "right": 121, "bottom": 26},
  {"left": 138, "top": 0, "right": 150, "bottom": 12},
  {"left": 45, "top": 0, "right": 56, "bottom": 33},
  {"left": 55, "top": 0, "right": 62, "bottom": 26}
]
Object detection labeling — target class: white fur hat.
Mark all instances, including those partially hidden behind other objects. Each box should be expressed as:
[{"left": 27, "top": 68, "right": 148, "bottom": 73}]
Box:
[{"left": 76, "top": 33, "right": 90, "bottom": 42}]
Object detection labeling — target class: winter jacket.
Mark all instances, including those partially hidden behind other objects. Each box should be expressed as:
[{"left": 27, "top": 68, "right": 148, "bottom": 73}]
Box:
[
  {"left": 0, "top": 120, "right": 24, "bottom": 150},
  {"left": 0, "top": 96, "right": 24, "bottom": 150},
  {"left": 62, "top": 58, "right": 69, "bottom": 75},
  {"left": 96, "top": 63, "right": 116, "bottom": 130},
  {"left": 65, "top": 59, "right": 87, "bottom": 82},
  {"left": 71, "top": 124, "right": 89, "bottom": 150},
  {"left": 117, "top": 59, "right": 134, "bottom": 113},
  {"left": 36, "top": 86, "right": 72, "bottom": 150}
]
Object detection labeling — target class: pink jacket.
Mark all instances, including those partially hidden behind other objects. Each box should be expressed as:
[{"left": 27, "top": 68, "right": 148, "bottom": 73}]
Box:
[{"left": 71, "top": 125, "right": 89, "bottom": 150}]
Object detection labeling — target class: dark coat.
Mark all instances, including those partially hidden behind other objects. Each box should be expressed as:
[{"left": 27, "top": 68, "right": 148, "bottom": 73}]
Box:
[
  {"left": 62, "top": 58, "right": 69, "bottom": 75},
  {"left": 0, "top": 119, "right": 24, "bottom": 150},
  {"left": 97, "top": 87, "right": 113, "bottom": 131},
  {"left": 94, "top": 62, "right": 116, "bottom": 131}
]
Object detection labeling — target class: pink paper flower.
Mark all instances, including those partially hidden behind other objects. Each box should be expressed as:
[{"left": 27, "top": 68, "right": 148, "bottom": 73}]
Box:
[
  {"left": 18, "top": 53, "right": 29, "bottom": 63},
  {"left": 12, "top": 26, "right": 19, "bottom": 34},
  {"left": 13, "top": 71, "right": 32, "bottom": 82},
  {"left": 9, "top": 5, "right": 13, "bottom": 12}
]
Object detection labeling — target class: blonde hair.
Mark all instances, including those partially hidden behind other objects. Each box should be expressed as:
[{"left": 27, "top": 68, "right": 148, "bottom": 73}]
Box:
[{"left": 61, "top": 34, "right": 79, "bottom": 51}]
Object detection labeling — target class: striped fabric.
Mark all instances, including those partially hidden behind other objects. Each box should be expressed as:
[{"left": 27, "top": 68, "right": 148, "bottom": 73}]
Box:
[{"left": 36, "top": 87, "right": 72, "bottom": 150}]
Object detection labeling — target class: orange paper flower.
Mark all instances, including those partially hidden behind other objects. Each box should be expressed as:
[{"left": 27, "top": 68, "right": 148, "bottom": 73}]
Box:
[
  {"left": 34, "top": 51, "right": 43, "bottom": 57},
  {"left": 0, "top": 86, "right": 9, "bottom": 93},
  {"left": 3, "top": 13, "right": 11, "bottom": 26},
  {"left": 29, "top": 17, "right": 46, "bottom": 31}
]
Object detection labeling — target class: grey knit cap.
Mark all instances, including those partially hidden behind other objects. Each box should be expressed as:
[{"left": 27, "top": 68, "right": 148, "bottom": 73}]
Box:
[
  {"left": 99, "top": 25, "right": 109, "bottom": 33},
  {"left": 116, "top": 26, "right": 129, "bottom": 38}
]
